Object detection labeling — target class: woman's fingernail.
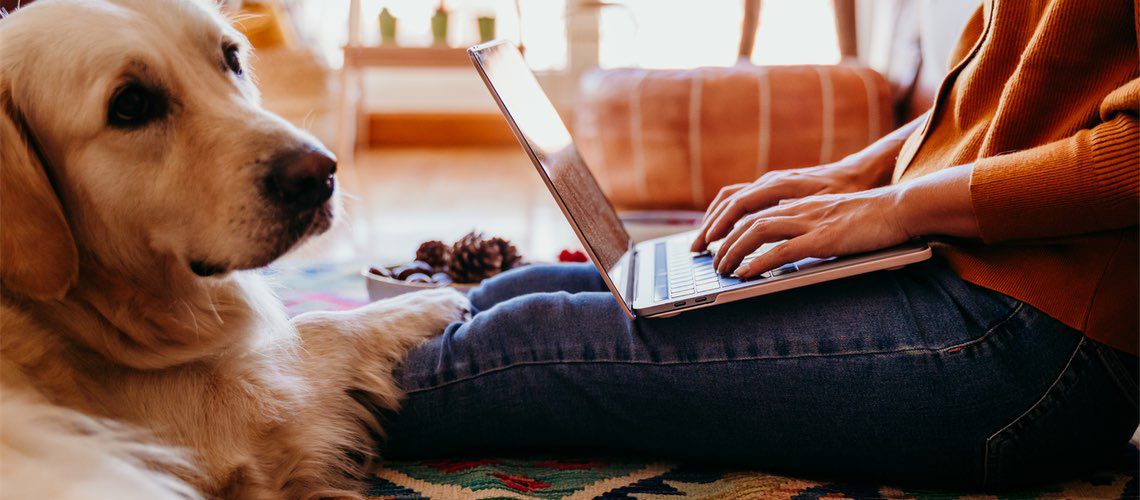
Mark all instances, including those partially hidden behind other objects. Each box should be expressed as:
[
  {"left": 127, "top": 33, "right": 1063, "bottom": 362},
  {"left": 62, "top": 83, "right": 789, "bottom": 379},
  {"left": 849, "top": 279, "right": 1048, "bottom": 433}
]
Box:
[{"left": 733, "top": 265, "right": 748, "bottom": 277}]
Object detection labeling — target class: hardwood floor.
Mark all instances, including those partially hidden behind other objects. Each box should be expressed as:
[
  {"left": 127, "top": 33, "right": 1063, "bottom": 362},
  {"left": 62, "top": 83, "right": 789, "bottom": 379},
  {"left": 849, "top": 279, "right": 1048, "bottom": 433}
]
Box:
[{"left": 283, "top": 147, "right": 581, "bottom": 267}]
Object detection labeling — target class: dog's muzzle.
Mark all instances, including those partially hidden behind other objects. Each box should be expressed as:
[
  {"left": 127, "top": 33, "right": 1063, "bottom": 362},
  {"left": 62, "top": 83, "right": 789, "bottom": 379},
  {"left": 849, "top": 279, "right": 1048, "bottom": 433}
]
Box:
[
  {"left": 190, "top": 144, "right": 338, "bottom": 278},
  {"left": 261, "top": 144, "right": 337, "bottom": 211}
]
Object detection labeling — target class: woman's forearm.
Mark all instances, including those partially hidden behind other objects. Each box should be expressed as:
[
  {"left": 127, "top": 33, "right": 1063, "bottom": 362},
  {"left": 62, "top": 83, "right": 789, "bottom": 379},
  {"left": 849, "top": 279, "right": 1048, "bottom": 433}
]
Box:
[
  {"left": 893, "top": 163, "right": 980, "bottom": 239},
  {"left": 839, "top": 114, "right": 926, "bottom": 188}
]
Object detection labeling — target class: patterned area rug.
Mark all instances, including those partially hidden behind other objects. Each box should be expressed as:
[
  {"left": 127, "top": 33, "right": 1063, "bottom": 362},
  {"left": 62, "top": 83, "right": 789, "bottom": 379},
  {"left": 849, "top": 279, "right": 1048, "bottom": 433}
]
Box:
[{"left": 269, "top": 263, "right": 1140, "bottom": 499}]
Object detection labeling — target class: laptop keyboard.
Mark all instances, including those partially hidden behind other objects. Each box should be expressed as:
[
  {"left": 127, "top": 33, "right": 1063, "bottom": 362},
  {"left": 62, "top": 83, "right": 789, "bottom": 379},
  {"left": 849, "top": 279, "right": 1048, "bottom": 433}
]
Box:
[{"left": 653, "top": 239, "right": 799, "bottom": 302}]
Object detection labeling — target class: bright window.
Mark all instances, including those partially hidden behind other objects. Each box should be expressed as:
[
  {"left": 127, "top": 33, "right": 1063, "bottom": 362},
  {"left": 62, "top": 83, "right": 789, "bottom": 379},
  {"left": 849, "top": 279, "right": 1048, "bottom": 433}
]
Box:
[
  {"left": 751, "top": 0, "right": 840, "bottom": 66},
  {"left": 599, "top": 0, "right": 743, "bottom": 69},
  {"left": 293, "top": 0, "right": 566, "bottom": 70},
  {"left": 292, "top": 0, "right": 838, "bottom": 71},
  {"left": 514, "top": 0, "right": 569, "bottom": 71},
  {"left": 597, "top": 0, "right": 840, "bottom": 69}
]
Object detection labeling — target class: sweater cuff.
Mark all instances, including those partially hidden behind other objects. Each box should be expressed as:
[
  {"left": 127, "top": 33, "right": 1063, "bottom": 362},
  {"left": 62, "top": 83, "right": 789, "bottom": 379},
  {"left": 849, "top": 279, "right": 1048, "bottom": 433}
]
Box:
[{"left": 971, "top": 115, "right": 1139, "bottom": 243}]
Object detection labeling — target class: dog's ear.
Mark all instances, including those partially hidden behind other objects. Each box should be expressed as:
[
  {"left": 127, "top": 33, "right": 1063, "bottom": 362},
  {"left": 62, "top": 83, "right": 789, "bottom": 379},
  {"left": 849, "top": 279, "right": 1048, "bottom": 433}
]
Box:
[{"left": 0, "top": 75, "right": 78, "bottom": 300}]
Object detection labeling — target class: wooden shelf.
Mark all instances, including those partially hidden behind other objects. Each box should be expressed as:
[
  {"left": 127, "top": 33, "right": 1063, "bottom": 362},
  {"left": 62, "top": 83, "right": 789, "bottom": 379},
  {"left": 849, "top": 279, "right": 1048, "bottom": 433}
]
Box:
[{"left": 343, "top": 46, "right": 470, "bottom": 68}]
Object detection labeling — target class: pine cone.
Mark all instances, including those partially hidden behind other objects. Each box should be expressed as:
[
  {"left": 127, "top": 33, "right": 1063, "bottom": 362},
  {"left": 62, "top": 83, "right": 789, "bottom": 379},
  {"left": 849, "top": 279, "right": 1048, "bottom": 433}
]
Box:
[
  {"left": 486, "top": 236, "right": 522, "bottom": 270},
  {"left": 447, "top": 232, "right": 523, "bottom": 283},
  {"left": 415, "top": 240, "right": 450, "bottom": 271}
]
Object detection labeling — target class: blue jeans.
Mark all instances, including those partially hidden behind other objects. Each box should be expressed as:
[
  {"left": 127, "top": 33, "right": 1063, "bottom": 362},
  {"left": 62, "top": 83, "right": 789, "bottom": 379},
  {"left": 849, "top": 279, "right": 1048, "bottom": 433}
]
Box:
[{"left": 380, "top": 261, "right": 1138, "bottom": 487}]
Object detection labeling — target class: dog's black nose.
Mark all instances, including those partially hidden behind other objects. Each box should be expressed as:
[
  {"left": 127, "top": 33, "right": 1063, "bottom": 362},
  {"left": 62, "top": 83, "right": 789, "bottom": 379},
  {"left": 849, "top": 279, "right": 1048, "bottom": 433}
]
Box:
[{"left": 264, "top": 146, "right": 337, "bottom": 209}]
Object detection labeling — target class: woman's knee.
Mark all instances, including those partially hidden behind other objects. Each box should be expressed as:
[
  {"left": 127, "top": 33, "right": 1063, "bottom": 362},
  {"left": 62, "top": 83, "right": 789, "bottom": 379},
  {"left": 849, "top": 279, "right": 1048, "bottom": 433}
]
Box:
[
  {"left": 468, "top": 263, "right": 602, "bottom": 311},
  {"left": 466, "top": 290, "right": 625, "bottom": 345},
  {"left": 401, "top": 291, "right": 625, "bottom": 384}
]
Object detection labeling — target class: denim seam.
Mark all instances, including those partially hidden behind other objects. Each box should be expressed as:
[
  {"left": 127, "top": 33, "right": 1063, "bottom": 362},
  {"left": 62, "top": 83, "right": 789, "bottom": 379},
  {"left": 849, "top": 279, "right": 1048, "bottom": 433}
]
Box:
[
  {"left": 982, "top": 336, "right": 1085, "bottom": 486},
  {"left": 407, "top": 344, "right": 965, "bottom": 395},
  {"left": 939, "top": 301, "right": 1025, "bottom": 353}
]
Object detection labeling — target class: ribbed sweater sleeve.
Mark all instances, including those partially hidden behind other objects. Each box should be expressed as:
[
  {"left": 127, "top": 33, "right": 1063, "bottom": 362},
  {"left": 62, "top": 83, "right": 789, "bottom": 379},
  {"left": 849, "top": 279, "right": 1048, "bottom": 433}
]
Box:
[{"left": 970, "top": 80, "right": 1140, "bottom": 243}]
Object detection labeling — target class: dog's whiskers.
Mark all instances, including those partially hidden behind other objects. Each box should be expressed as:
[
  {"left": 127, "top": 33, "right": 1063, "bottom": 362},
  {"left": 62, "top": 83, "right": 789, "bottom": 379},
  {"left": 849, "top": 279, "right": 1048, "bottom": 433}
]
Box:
[
  {"left": 178, "top": 299, "right": 203, "bottom": 342},
  {"left": 302, "top": 110, "right": 317, "bottom": 131}
]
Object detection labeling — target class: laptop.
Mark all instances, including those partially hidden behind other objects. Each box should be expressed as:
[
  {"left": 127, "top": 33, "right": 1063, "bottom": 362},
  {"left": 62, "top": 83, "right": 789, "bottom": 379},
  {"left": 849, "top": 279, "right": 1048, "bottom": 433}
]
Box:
[{"left": 468, "top": 40, "right": 931, "bottom": 319}]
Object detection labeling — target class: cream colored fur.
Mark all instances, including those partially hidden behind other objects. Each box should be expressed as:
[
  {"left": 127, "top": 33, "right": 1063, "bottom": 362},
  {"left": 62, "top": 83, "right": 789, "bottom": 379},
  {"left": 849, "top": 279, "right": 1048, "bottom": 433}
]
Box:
[{"left": 0, "top": 0, "right": 469, "bottom": 497}]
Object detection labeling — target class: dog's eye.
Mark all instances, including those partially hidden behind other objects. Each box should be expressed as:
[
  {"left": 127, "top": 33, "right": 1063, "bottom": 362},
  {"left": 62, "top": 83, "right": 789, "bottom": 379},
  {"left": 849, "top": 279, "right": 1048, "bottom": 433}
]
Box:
[
  {"left": 108, "top": 84, "right": 163, "bottom": 128},
  {"left": 223, "top": 44, "right": 243, "bottom": 76}
]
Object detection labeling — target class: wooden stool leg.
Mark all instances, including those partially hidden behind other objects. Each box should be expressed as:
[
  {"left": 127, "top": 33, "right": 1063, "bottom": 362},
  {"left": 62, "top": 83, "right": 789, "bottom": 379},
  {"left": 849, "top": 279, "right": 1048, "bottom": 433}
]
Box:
[{"left": 738, "top": 0, "right": 761, "bottom": 62}]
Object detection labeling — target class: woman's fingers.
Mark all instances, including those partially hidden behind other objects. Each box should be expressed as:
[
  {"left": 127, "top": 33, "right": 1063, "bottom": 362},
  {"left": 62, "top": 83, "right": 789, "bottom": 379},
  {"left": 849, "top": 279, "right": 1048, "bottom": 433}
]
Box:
[
  {"left": 712, "top": 212, "right": 759, "bottom": 269},
  {"left": 733, "top": 235, "right": 819, "bottom": 278},
  {"left": 702, "top": 192, "right": 763, "bottom": 249},
  {"left": 712, "top": 200, "right": 795, "bottom": 268},
  {"left": 703, "top": 183, "right": 799, "bottom": 247},
  {"left": 714, "top": 216, "right": 805, "bottom": 274},
  {"left": 693, "top": 184, "right": 747, "bottom": 251},
  {"left": 699, "top": 182, "right": 776, "bottom": 250},
  {"left": 709, "top": 187, "right": 915, "bottom": 278},
  {"left": 702, "top": 184, "right": 746, "bottom": 221}
]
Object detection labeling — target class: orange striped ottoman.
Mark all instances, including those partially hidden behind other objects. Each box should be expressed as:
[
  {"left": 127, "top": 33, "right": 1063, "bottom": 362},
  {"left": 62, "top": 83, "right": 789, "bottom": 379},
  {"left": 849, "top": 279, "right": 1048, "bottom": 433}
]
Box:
[{"left": 574, "top": 64, "right": 894, "bottom": 211}]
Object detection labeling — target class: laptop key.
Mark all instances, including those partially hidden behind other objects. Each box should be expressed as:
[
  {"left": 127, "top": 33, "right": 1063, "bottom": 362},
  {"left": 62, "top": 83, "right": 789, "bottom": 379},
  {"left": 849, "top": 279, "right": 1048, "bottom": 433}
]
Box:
[
  {"left": 696, "top": 282, "right": 720, "bottom": 292},
  {"left": 718, "top": 276, "right": 742, "bottom": 287},
  {"left": 769, "top": 263, "right": 799, "bottom": 277}
]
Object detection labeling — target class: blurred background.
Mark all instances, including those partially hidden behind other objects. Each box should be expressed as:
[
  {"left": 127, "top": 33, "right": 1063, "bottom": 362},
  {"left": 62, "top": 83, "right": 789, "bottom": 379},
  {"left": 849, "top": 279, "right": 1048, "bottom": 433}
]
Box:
[{"left": 225, "top": 0, "right": 977, "bottom": 269}]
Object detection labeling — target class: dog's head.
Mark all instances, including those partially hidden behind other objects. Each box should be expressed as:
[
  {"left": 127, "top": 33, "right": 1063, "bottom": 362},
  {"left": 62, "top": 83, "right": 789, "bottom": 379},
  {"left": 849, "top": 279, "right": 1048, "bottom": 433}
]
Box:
[{"left": 0, "top": 0, "right": 336, "bottom": 300}]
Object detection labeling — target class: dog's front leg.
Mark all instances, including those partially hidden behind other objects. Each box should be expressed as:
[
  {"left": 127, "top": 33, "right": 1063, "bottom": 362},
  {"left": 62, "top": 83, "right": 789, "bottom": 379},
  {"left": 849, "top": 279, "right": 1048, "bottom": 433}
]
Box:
[
  {"left": 268, "top": 288, "right": 470, "bottom": 496},
  {"left": 290, "top": 287, "right": 471, "bottom": 409}
]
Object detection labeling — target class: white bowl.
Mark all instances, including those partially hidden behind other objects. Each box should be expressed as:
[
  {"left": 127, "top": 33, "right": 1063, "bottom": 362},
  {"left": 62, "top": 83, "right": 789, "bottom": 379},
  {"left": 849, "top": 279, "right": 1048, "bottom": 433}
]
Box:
[{"left": 362, "top": 266, "right": 475, "bottom": 302}]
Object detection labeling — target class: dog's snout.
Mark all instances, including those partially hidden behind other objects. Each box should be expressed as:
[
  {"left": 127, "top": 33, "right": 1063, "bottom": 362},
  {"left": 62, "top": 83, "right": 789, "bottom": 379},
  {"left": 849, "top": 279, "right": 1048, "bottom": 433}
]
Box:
[{"left": 264, "top": 146, "right": 337, "bottom": 209}]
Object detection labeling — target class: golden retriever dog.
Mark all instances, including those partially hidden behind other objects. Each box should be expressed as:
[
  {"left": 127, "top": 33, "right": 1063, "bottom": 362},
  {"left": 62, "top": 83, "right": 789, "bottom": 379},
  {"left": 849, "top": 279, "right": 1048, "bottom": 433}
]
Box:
[{"left": 0, "top": 0, "right": 470, "bottom": 497}]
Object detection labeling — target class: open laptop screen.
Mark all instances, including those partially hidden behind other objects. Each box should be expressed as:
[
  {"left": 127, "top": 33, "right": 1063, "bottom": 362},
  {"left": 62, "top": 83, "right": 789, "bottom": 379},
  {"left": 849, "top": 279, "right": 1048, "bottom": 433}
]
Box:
[{"left": 471, "top": 42, "right": 631, "bottom": 275}]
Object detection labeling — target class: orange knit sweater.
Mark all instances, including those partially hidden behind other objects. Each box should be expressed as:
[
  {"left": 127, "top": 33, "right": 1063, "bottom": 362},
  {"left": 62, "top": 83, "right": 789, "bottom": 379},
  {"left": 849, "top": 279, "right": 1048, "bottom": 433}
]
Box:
[{"left": 894, "top": 0, "right": 1139, "bottom": 355}]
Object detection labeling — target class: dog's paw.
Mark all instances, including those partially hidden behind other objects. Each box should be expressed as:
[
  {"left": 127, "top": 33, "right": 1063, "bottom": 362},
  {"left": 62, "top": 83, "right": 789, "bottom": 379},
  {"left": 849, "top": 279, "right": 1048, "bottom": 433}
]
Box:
[{"left": 402, "top": 287, "right": 472, "bottom": 333}]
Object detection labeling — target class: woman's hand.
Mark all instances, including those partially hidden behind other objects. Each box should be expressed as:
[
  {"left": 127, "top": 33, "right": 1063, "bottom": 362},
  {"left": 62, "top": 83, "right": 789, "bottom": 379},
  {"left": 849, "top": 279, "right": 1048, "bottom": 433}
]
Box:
[
  {"left": 711, "top": 188, "right": 908, "bottom": 276},
  {"left": 692, "top": 161, "right": 888, "bottom": 252},
  {"left": 692, "top": 115, "right": 927, "bottom": 253},
  {"left": 712, "top": 164, "right": 981, "bottom": 278}
]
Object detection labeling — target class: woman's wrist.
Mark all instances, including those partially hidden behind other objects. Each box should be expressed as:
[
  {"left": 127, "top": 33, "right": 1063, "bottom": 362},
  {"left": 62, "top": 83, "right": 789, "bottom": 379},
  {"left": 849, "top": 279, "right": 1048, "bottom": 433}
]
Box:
[
  {"left": 833, "top": 116, "right": 923, "bottom": 189},
  {"left": 891, "top": 163, "right": 981, "bottom": 239},
  {"left": 830, "top": 144, "right": 901, "bottom": 191}
]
